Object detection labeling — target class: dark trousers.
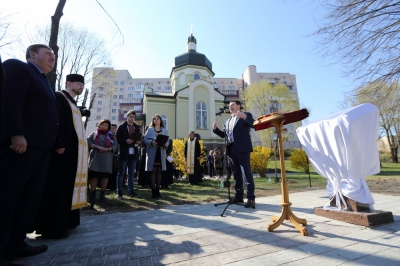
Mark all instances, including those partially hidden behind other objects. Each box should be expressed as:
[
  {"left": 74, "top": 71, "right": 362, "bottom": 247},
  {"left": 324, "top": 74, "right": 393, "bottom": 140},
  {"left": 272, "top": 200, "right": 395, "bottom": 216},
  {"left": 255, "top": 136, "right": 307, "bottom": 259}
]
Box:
[
  {"left": 208, "top": 163, "right": 214, "bottom": 177},
  {"left": 228, "top": 144, "right": 255, "bottom": 200},
  {"left": 0, "top": 146, "right": 50, "bottom": 256}
]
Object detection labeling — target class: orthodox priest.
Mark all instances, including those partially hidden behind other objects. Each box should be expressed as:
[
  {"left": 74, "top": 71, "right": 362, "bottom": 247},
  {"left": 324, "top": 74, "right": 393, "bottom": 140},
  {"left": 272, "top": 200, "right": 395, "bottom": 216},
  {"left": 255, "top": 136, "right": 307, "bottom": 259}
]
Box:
[
  {"left": 184, "top": 131, "right": 201, "bottom": 185},
  {"left": 31, "top": 74, "right": 89, "bottom": 239}
]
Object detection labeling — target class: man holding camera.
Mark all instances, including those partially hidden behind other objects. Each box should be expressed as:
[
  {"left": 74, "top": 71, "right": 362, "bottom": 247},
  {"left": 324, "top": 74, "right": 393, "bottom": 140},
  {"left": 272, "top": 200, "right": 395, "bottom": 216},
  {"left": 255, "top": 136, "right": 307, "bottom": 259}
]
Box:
[{"left": 31, "top": 74, "right": 89, "bottom": 239}]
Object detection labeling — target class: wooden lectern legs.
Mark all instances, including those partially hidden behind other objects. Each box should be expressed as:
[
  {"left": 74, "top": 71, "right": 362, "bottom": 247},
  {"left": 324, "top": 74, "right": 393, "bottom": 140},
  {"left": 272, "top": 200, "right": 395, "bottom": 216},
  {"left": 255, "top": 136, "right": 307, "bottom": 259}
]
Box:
[{"left": 267, "top": 118, "right": 308, "bottom": 236}]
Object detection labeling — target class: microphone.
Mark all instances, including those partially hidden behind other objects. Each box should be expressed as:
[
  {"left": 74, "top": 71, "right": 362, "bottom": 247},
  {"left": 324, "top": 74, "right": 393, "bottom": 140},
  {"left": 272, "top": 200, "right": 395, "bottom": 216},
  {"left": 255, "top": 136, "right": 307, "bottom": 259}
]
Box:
[{"left": 216, "top": 109, "right": 229, "bottom": 116}]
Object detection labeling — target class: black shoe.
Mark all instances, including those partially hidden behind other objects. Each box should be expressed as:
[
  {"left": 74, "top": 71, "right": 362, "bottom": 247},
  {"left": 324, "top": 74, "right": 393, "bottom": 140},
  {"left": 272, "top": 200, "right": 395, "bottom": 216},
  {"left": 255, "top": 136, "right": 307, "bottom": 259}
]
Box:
[
  {"left": 244, "top": 199, "right": 255, "bottom": 208},
  {"left": 129, "top": 191, "right": 139, "bottom": 197},
  {"left": 6, "top": 245, "right": 48, "bottom": 260},
  {"left": 231, "top": 197, "right": 244, "bottom": 204}
]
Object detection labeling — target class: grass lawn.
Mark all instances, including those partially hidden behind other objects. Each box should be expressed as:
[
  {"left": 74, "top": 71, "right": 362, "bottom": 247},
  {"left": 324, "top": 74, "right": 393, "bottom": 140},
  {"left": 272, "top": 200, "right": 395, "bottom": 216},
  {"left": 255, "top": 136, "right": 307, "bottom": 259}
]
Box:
[{"left": 83, "top": 161, "right": 400, "bottom": 215}]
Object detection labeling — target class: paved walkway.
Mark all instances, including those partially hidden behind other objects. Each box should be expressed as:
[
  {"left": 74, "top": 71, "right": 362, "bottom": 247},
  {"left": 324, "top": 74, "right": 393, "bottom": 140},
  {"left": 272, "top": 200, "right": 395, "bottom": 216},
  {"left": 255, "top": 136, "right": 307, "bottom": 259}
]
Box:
[{"left": 15, "top": 190, "right": 400, "bottom": 265}]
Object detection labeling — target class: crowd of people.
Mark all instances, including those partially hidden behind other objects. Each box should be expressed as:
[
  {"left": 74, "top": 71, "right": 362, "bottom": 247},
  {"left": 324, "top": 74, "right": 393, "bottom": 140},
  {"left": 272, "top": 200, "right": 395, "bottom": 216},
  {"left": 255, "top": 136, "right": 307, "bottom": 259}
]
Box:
[{"left": 0, "top": 44, "right": 256, "bottom": 265}]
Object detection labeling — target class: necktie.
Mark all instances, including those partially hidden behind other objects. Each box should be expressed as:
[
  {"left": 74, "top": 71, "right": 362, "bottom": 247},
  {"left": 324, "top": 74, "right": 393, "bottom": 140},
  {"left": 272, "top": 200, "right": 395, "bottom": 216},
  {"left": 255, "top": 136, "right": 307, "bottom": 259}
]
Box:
[{"left": 228, "top": 117, "right": 236, "bottom": 143}]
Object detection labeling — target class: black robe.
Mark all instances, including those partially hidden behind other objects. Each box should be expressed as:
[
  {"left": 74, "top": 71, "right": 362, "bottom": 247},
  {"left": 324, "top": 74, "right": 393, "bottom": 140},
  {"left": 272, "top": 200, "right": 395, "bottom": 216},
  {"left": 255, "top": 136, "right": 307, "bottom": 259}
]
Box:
[
  {"left": 30, "top": 90, "right": 80, "bottom": 235},
  {"left": 161, "top": 139, "right": 174, "bottom": 186},
  {"left": 184, "top": 138, "right": 202, "bottom": 184}
]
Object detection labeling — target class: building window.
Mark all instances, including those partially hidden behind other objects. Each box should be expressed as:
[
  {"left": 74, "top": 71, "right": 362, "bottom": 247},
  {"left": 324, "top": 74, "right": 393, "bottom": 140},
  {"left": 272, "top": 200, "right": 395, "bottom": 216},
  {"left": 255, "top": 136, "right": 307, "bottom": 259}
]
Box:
[
  {"left": 97, "top": 108, "right": 101, "bottom": 112},
  {"left": 134, "top": 98, "right": 141, "bottom": 103},
  {"left": 194, "top": 74, "right": 200, "bottom": 80},
  {"left": 158, "top": 86, "right": 161, "bottom": 90},
  {"left": 114, "top": 81, "right": 118, "bottom": 85},
  {"left": 99, "top": 87, "right": 104, "bottom": 91},
  {"left": 120, "top": 81, "right": 124, "bottom": 85},
  {"left": 98, "top": 101, "right": 102, "bottom": 105},
  {"left": 229, "top": 86, "right": 234, "bottom": 90},
  {"left": 134, "top": 106, "right": 142, "bottom": 111},
  {"left": 221, "top": 86, "right": 225, "bottom": 90},
  {"left": 111, "top": 116, "right": 116, "bottom": 120},
  {"left": 196, "top": 101, "right": 207, "bottom": 129},
  {"left": 165, "top": 86, "right": 171, "bottom": 90},
  {"left": 96, "top": 123, "right": 99, "bottom": 127},
  {"left": 135, "top": 91, "right": 143, "bottom": 95},
  {"left": 135, "top": 84, "right": 143, "bottom": 89},
  {"left": 120, "top": 88, "right": 124, "bottom": 92},
  {"left": 128, "top": 87, "right": 134, "bottom": 91},
  {"left": 161, "top": 115, "right": 168, "bottom": 130},
  {"left": 288, "top": 85, "right": 294, "bottom": 92},
  {"left": 98, "top": 93, "right": 103, "bottom": 98},
  {"left": 119, "top": 95, "right": 123, "bottom": 99},
  {"left": 269, "top": 78, "right": 276, "bottom": 84},
  {"left": 113, "top": 95, "right": 117, "bottom": 99},
  {"left": 283, "top": 81, "right": 287, "bottom": 85},
  {"left": 128, "top": 94, "right": 134, "bottom": 98},
  {"left": 112, "top": 102, "right": 117, "bottom": 106},
  {"left": 96, "top": 115, "right": 101, "bottom": 119},
  {"left": 112, "top": 109, "right": 116, "bottom": 113}
]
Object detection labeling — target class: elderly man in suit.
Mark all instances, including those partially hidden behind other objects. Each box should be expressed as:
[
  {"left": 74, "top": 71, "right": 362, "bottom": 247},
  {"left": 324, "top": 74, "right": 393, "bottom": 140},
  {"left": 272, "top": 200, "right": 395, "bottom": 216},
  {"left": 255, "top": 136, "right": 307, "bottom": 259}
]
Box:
[
  {"left": 213, "top": 100, "right": 256, "bottom": 208},
  {"left": 0, "top": 44, "right": 59, "bottom": 265}
]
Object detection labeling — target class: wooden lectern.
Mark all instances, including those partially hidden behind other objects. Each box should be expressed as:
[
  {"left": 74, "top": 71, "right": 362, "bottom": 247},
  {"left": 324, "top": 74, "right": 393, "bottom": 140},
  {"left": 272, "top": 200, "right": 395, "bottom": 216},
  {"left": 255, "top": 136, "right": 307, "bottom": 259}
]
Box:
[{"left": 253, "top": 109, "right": 309, "bottom": 236}]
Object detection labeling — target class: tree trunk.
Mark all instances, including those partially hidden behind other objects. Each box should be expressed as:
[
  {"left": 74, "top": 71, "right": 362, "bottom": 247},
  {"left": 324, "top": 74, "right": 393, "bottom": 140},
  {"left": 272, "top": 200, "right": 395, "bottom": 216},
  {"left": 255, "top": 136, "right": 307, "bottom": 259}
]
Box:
[{"left": 47, "top": 0, "right": 67, "bottom": 90}]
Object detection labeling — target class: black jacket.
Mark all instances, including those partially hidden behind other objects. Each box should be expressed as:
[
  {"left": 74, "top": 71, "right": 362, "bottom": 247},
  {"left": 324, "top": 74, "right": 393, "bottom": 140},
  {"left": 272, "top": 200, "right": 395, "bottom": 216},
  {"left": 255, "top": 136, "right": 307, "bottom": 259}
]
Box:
[
  {"left": 1, "top": 59, "right": 59, "bottom": 149},
  {"left": 116, "top": 121, "right": 140, "bottom": 160}
]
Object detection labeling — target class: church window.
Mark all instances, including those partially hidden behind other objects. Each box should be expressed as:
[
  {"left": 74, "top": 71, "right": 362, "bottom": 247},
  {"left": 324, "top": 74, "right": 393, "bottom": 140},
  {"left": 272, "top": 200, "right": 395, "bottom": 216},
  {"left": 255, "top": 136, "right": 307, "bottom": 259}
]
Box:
[
  {"left": 161, "top": 115, "right": 168, "bottom": 130},
  {"left": 194, "top": 74, "right": 200, "bottom": 80},
  {"left": 196, "top": 102, "right": 207, "bottom": 129}
]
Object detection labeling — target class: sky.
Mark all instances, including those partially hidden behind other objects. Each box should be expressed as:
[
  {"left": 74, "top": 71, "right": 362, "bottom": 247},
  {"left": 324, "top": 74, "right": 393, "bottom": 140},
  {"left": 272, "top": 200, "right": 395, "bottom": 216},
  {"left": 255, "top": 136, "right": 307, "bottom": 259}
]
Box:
[{"left": 0, "top": 0, "right": 355, "bottom": 123}]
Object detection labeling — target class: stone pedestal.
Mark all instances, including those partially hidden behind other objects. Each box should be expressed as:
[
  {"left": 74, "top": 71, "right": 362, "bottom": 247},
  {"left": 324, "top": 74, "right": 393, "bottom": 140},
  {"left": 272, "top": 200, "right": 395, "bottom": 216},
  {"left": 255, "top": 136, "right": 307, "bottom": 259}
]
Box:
[{"left": 314, "top": 207, "right": 394, "bottom": 227}]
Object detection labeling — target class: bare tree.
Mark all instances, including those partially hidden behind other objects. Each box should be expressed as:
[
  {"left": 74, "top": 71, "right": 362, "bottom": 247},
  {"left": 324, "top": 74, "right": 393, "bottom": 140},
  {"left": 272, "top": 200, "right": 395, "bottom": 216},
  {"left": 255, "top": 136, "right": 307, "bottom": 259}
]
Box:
[
  {"left": 313, "top": 1, "right": 400, "bottom": 89},
  {"left": 47, "top": 0, "right": 67, "bottom": 89},
  {"left": 33, "top": 22, "right": 112, "bottom": 92},
  {"left": 0, "top": 11, "right": 19, "bottom": 50},
  {"left": 242, "top": 80, "right": 299, "bottom": 148},
  {"left": 343, "top": 82, "right": 400, "bottom": 162}
]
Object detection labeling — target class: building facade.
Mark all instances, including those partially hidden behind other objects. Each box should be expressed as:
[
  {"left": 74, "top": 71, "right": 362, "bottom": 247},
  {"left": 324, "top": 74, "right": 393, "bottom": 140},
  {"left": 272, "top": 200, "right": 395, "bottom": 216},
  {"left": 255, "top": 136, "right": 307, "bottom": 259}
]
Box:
[{"left": 88, "top": 34, "right": 302, "bottom": 149}]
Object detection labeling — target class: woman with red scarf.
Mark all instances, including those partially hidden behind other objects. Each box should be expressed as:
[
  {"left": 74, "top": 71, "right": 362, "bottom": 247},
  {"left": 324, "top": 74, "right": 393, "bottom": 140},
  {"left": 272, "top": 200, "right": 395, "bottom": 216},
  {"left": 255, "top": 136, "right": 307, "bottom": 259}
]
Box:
[{"left": 87, "top": 119, "right": 118, "bottom": 209}]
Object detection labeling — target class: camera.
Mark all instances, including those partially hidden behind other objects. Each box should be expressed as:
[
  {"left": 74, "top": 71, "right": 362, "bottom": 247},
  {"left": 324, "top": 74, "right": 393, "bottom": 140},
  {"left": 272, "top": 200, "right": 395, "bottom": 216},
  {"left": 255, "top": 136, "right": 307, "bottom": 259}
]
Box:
[{"left": 78, "top": 106, "right": 91, "bottom": 118}]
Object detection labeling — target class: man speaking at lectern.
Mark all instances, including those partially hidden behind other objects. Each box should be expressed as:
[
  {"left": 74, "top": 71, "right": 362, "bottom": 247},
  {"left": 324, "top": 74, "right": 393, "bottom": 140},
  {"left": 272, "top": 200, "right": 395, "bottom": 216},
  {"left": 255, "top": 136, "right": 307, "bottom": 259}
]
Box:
[{"left": 213, "top": 100, "right": 256, "bottom": 208}]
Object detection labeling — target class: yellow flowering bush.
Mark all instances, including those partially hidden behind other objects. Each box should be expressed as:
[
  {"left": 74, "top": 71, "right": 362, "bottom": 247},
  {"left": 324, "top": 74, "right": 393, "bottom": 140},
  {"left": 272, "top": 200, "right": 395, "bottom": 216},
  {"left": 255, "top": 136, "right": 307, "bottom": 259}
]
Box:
[
  {"left": 170, "top": 138, "right": 207, "bottom": 177},
  {"left": 289, "top": 149, "right": 310, "bottom": 174},
  {"left": 250, "top": 146, "right": 271, "bottom": 177}
]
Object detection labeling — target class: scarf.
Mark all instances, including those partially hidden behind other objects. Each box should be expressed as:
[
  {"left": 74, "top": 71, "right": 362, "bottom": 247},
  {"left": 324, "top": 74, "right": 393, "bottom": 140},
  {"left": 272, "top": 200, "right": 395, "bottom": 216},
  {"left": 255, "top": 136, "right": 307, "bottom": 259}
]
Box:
[{"left": 94, "top": 128, "right": 114, "bottom": 148}]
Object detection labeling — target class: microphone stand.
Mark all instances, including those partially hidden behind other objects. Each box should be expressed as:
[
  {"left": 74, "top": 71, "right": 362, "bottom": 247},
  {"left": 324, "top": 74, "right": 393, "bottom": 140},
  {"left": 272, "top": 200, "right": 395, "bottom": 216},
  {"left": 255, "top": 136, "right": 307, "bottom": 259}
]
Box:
[{"left": 214, "top": 113, "right": 242, "bottom": 216}]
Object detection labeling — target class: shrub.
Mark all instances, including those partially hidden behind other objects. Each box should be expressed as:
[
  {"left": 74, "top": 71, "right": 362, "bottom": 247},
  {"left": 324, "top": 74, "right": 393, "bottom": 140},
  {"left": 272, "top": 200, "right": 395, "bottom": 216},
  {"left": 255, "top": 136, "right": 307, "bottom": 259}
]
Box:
[
  {"left": 250, "top": 146, "right": 271, "bottom": 177},
  {"left": 289, "top": 149, "right": 310, "bottom": 174}
]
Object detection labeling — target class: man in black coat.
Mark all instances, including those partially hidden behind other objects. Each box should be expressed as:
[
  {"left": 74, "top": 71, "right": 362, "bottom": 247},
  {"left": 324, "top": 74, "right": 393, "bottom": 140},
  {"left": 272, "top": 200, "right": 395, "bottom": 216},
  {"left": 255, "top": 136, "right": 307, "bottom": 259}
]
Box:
[
  {"left": 0, "top": 44, "right": 59, "bottom": 264},
  {"left": 213, "top": 100, "right": 256, "bottom": 208},
  {"left": 116, "top": 110, "right": 141, "bottom": 198},
  {"left": 31, "top": 74, "right": 87, "bottom": 239}
]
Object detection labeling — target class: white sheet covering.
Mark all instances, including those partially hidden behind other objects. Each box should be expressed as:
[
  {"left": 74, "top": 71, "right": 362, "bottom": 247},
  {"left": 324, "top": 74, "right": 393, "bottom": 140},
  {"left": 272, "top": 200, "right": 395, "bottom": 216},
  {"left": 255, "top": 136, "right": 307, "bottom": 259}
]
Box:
[{"left": 296, "top": 103, "right": 380, "bottom": 210}]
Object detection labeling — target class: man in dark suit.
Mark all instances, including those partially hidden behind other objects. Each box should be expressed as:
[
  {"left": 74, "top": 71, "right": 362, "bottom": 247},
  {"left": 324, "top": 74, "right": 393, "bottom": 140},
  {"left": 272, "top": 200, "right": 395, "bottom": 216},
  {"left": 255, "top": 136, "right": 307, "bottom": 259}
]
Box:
[
  {"left": 0, "top": 44, "right": 59, "bottom": 264},
  {"left": 213, "top": 100, "right": 256, "bottom": 208},
  {"left": 116, "top": 110, "right": 141, "bottom": 198}
]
